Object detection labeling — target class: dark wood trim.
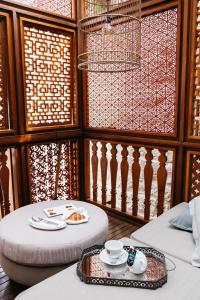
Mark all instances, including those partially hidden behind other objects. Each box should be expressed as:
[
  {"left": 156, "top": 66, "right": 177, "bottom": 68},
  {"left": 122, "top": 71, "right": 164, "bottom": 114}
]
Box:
[
  {"left": 0, "top": 130, "right": 82, "bottom": 146},
  {"left": 0, "top": 12, "right": 17, "bottom": 135},
  {"left": 12, "top": 10, "right": 26, "bottom": 134},
  {"left": 83, "top": 127, "right": 178, "bottom": 139},
  {"left": 83, "top": 131, "right": 180, "bottom": 146}
]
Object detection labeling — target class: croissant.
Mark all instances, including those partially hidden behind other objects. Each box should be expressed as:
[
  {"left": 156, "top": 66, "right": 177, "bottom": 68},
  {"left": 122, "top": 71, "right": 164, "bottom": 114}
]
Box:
[{"left": 68, "top": 213, "right": 85, "bottom": 221}]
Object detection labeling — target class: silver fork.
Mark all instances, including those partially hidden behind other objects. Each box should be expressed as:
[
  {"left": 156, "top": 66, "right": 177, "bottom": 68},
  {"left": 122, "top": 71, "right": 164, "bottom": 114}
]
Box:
[{"left": 32, "top": 216, "right": 59, "bottom": 226}]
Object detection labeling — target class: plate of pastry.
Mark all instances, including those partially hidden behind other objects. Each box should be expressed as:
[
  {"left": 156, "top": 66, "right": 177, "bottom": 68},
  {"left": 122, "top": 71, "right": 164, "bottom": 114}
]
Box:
[{"left": 64, "top": 207, "right": 89, "bottom": 225}]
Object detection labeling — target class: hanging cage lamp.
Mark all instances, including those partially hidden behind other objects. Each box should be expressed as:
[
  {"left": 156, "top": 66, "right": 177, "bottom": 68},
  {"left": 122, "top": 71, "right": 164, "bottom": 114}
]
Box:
[{"left": 78, "top": 0, "right": 141, "bottom": 73}]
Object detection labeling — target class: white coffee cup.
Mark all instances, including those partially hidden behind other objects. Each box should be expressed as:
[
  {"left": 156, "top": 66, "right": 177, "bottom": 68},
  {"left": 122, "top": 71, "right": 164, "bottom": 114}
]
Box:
[{"left": 105, "top": 240, "right": 124, "bottom": 259}]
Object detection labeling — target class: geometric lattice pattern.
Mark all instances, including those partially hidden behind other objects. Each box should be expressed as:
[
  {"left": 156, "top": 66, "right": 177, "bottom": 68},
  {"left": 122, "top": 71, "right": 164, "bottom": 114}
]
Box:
[
  {"left": 0, "top": 18, "right": 9, "bottom": 131},
  {"left": 23, "top": 23, "right": 75, "bottom": 130},
  {"left": 189, "top": 153, "right": 200, "bottom": 199},
  {"left": 12, "top": 0, "right": 72, "bottom": 18},
  {"left": 191, "top": 1, "right": 200, "bottom": 136},
  {"left": 87, "top": 9, "right": 177, "bottom": 135},
  {"left": 27, "top": 140, "right": 79, "bottom": 203}
]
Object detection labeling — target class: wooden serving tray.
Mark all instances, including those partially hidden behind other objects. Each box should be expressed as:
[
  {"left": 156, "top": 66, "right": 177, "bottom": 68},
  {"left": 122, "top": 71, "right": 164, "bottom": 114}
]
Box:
[{"left": 77, "top": 245, "right": 167, "bottom": 289}]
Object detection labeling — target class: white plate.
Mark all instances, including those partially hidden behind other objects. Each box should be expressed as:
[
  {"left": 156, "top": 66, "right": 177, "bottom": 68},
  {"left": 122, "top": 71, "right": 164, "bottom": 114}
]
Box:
[
  {"left": 99, "top": 249, "right": 128, "bottom": 266},
  {"left": 29, "top": 219, "right": 66, "bottom": 231},
  {"left": 64, "top": 209, "right": 89, "bottom": 225}
]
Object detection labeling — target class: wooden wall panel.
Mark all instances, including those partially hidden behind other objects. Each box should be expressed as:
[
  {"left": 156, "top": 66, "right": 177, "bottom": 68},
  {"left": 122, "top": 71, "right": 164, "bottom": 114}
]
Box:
[
  {"left": 85, "top": 139, "right": 175, "bottom": 222},
  {"left": 27, "top": 139, "right": 79, "bottom": 203},
  {"left": 188, "top": 0, "right": 200, "bottom": 138},
  {"left": 185, "top": 150, "right": 200, "bottom": 201},
  {"left": 20, "top": 18, "right": 77, "bottom": 131},
  {"left": 85, "top": 8, "right": 178, "bottom": 136},
  {"left": 0, "top": 13, "right": 16, "bottom": 134},
  {"left": 0, "top": 2, "right": 80, "bottom": 216}
]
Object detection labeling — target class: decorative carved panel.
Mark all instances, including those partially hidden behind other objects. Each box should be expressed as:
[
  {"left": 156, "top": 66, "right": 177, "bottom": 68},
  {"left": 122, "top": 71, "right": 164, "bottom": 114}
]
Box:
[
  {"left": 12, "top": 0, "right": 72, "bottom": 18},
  {"left": 189, "top": 1, "right": 200, "bottom": 137},
  {"left": 21, "top": 20, "right": 77, "bottom": 131},
  {"left": 86, "top": 9, "right": 177, "bottom": 135},
  {"left": 0, "top": 17, "right": 9, "bottom": 131},
  {"left": 186, "top": 151, "right": 200, "bottom": 201},
  {"left": 27, "top": 140, "right": 79, "bottom": 203}
]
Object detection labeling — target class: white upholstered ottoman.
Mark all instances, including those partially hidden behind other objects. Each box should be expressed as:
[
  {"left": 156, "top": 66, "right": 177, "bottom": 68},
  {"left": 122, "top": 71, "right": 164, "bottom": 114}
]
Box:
[{"left": 0, "top": 200, "right": 108, "bottom": 286}]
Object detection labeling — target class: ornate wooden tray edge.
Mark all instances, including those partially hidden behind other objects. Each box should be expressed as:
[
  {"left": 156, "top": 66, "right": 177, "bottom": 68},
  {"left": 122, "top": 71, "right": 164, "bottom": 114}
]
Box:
[{"left": 77, "top": 245, "right": 167, "bottom": 290}]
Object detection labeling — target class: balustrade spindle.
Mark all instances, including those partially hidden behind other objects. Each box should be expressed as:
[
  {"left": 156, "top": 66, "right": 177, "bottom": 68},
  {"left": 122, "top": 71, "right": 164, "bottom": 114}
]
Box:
[
  {"left": 110, "top": 144, "right": 118, "bottom": 209},
  {"left": 121, "top": 145, "right": 129, "bottom": 212},
  {"left": 157, "top": 150, "right": 167, "bottom": 216},
  {"left": 100, "top": 142, "right": 107, "bottom": 205},
  {"left": 91, "top": 141, "right": 98, "bottom": 202},
  {"left": 0, "top": 149, "right": 10, "bottom": 217},
  {"left": 144, "top": 149, "right": 153, "bottom": 220},
  {"left": 132, "top": 147, "right": 141, "bottom": 216}
]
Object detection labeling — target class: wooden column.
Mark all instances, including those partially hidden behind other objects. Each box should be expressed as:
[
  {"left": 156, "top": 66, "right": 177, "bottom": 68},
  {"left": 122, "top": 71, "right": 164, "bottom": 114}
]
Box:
[
  {"left": 101, "top": 142, "right": 107, "bottom": 205},
  {"left": 144, "top": 149, "right": 153, "bottom": 220},
  {"left": 132, "top": 147, "right": 141, "bottom": 216}
]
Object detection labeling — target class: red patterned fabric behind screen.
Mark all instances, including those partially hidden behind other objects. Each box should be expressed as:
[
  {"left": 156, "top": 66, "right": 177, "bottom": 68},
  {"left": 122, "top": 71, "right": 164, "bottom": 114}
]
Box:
[{"left": 86, "top": 9, "right": 177, "bottom": 134}]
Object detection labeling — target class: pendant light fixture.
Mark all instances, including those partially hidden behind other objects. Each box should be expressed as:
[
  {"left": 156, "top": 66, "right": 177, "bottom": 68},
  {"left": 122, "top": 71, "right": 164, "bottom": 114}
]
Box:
[{"left": 78, "top": 0, "right": 141, "bottom": 73}]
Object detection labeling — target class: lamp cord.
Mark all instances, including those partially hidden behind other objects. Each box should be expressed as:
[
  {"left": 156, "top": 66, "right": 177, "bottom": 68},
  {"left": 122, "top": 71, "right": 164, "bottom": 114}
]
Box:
[{"left": 165, "top": 256, "right": 176, "bottom": 271}]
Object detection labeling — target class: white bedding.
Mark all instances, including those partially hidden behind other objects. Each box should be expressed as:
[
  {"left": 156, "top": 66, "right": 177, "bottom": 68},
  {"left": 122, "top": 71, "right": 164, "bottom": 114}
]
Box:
[{"left": 189, "top": 196, "right": 200, "bottom": 267}]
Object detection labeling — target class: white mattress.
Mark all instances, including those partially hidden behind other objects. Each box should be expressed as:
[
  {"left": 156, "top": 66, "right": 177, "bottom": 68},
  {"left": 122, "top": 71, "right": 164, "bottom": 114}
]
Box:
[
  {"left": 16, "top": 238, "right": 200, "bottom": 300},
  {"left": 131, "top": 203, "right": 194, "bottom": 264}
]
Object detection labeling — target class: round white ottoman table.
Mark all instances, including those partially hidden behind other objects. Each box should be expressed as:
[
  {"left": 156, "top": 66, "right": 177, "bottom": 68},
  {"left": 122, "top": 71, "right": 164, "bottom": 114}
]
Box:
[{"left": 0, "top": 200, "right": 108, "bottom": 286}]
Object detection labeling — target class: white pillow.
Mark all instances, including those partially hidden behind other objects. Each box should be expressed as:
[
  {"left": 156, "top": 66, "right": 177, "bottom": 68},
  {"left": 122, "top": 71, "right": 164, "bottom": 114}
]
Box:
[{"left": 189, "top": 196, "right": 200, "bottom": 267}]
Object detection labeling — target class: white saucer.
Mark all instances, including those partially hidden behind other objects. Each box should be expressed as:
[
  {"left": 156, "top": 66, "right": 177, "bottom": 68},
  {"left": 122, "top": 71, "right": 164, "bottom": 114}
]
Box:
[
  {"left": 29, "top": 219, "right": 66, "bottom": 231},
  {"left": 99, "top": 249, "right": 128, "bottom": 266}
]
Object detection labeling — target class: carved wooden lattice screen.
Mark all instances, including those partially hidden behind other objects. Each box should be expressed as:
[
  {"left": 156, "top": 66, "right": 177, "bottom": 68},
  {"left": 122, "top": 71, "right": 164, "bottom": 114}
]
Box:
[
  {"left": 10, "top": 0, "right": 73, "bottom": 18},
  {"left": 21, "top": 19, "right": 77, "bottom": 131},
  {"left": 185, "top": 151, "right": 200, "bottom": 200},
  {"left": 27, "top": 140, "right": 79, "bottom": 203},
  {"left": 84, "top": 6, "right": 179, "bottom": 221},
  {"left": 0, "top": 1, "right": 79, "bottom": 217},
  {"left": 85, "top": 9, "right": 177, "bottom": 135},
  {"left": 185, "top": 0, "right": 200, "bottom": 202},
  {"left": 189, "top": 0, "right": 200, "bottom": 137},
  {"left": 0, "top": 16, "right": 10, "bottom": 132}
]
